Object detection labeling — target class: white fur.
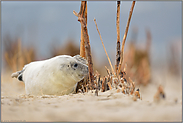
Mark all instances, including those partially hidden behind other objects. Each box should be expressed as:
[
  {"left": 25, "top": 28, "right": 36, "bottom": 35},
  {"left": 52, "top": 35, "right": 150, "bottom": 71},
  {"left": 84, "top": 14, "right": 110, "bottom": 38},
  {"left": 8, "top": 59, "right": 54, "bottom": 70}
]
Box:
[{"left": 18, "top": 55, "right": 88, "bottom": 95}]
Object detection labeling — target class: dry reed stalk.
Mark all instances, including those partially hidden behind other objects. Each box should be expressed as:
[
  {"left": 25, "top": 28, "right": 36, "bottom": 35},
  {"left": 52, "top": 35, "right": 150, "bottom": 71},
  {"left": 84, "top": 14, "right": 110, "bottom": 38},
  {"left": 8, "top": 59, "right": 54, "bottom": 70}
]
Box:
[
  {"left": 102, "top": 77, "right": 105, "bottom": 92},
  {"left": 6, "top": 51, "right": 18, "bottom": 72},
  {"left": 154, "top": 85, "right": 165, "bottom": 101},
  {"left": 4, "top": 52, "right": 15, "bottom": 72},
  {"left": 145, "top": 28, "right": 151, "bottom": 53},
  {"left": 86, "top": 84, "right": 88, "bottom": 93},
  {"left": 128, "top": 77, "right": 133, "bottom": 84},
  {"left": 17, "top": 38, "right": 21, "bottom": 70},
  {"left": 82, "top": 85, "right": 85, "bottom": 93},
  {"left": 107, "top": 82, "right": 112, "bottom": 90},
  {"left": 95, "top": 70, "right": 100, "bottom": 80},
  {"left": 73, "top": 1, "right": 95, "bottom": 90},
  {"left": 95, "top": 89, "right": 98, "bottom": 96},
  {"left": 94, "top": 79, "right": 97, "bottom": 85},
  {"left": 116, "top": 1, "right": 121, "bottom": 73},
  {"left": 18, "top": 38, "right": 24, "bottom": 70},
  {"left": 99, "top": 78, "right": 103, "bottom": 90},
  {"left": 121, "top": 86, "right": 125, "bottom": 94},
  {"left": 104, "top": 76, "right": 108, "bottom": 91},
  {"left": 105, "top": 66, "right": 111, "bottom": 75},
  {"left": 13, "top": 54, "right": 18, "bottom": 71},
  {"left": 129, "top": 77, "right": 135, "bottom": 95},
  {"left": 134, "top": 88, "right": 140, "bottom": 100},
  {"left": 123, "top": 63, "right": 127, "bottom": 72},
  {"left": 117, "top": 1, "right": 136, "bottom": 75},
  {"left": 95, "top": 71, "right": 101, "bottom": 90},
  {"left": 94, "top": 18, "right": 116, "bottom": 77},
  {"left": 110, "top": 75, "right": 113, "bottom": 85},
  {"left": 80, "top": 3, "right": 87, "bottom": 58},
  {"left": 26, "top": 48, "right": 34, "bottom": 64}
]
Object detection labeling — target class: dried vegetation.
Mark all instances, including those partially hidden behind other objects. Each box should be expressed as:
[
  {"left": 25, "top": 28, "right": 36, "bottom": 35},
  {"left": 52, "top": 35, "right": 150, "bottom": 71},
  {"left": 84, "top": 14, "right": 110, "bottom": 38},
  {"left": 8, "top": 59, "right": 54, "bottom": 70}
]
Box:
[
  {"left": 74, "top": 1, "right": 143, "bottom": 100},
  {"left": 3, "top": 1, "right": 178, "bottom": 102},
  {"left": 50, "top": 39, "right": 80, "bottom": 57},
  {"left": 3, "top": 36, "right": 36, "bottom": 72},
  {"left": 123, "top": 28, "right": 151, "bottom": 86}
]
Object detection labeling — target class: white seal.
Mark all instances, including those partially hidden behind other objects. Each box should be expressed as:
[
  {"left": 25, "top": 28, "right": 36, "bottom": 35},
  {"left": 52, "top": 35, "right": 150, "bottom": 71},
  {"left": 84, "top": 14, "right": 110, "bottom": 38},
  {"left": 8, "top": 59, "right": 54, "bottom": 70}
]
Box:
[{"left": 11, "top": 55, "right": 88, "bottom": 96}]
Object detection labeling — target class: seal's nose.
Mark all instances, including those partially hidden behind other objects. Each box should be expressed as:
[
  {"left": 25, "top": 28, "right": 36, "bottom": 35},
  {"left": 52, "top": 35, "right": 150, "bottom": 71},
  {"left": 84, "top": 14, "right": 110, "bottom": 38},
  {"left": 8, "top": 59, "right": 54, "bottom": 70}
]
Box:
[{"left": 85, "top": 66, "right": 89, "bottom": 75}]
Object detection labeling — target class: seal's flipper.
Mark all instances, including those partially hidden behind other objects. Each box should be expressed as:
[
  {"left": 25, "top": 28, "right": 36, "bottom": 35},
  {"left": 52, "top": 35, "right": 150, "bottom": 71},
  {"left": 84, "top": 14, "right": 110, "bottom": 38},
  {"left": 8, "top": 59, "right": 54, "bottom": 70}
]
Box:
[
  {"left": 11, "top": 70, "right": 24, "bottom": 81},
  {"left": 70, "top": 82, "right": 78, "bottom": 94},
  {"left": 73, "top": 55, "right": 88, "bottom": 65},
  {"left": 17, "top": 73, "right": 23, "bottom": 81},
  {"left": 11, "top": 71, "right": 20, "bottom": 78}
]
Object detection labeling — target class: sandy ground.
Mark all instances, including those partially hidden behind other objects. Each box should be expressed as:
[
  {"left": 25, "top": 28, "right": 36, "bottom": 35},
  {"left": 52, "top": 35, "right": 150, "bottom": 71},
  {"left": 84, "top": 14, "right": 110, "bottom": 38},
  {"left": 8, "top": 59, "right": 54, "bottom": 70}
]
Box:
[{"left": 1, "top": 70, "right": 182, "bottom": 122}]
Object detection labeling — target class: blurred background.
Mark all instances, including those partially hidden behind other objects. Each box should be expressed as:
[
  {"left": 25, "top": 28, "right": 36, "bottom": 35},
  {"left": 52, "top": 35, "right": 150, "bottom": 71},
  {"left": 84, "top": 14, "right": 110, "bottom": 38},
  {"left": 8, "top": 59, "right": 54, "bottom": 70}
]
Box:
[
  {"left": 1, "top": 2, "right": 182, "bottom": 121},
  {"left": 1, "top": 1, "right": 182, "bottom": 86}
]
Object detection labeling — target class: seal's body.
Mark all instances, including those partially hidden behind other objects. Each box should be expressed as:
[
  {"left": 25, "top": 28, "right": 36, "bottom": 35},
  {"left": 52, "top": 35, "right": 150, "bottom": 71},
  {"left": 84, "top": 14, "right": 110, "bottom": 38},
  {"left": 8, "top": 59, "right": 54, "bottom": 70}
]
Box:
[{"left": 11, "top": 55, "right": 88, "bottom": 96}]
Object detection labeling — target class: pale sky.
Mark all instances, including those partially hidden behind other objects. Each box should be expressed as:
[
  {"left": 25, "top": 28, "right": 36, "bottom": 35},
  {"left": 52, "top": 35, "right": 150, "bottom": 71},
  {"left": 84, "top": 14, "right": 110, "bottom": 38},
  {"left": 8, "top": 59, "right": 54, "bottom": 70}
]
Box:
[{"left": 1, "top": 1, "right": 182, "bottom": 67}]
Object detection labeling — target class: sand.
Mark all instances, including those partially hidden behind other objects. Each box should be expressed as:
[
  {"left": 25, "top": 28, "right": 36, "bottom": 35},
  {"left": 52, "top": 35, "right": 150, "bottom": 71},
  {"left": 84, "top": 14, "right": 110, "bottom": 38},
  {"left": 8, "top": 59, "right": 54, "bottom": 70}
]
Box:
[{"left": 1, "top": 71, "right": 182, "bottom": 122}]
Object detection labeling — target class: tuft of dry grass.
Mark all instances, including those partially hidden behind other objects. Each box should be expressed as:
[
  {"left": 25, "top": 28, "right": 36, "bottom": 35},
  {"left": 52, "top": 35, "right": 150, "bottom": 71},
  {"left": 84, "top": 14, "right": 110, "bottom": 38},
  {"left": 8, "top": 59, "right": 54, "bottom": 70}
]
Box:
[
  {"left": 50, "top": 39, "right": 80, "bottom": 57},
  {"left": 3, "top": 36, "right": 36, "bottom": 72},
  {"left": 154, "top": 85, "right": 165, "bottom": 102},
  {"left": 167, "top": 41, "right": 181, "bottom": 76},
  {"left": 123, "top": 28, "right": 151, "bottom": 86}
]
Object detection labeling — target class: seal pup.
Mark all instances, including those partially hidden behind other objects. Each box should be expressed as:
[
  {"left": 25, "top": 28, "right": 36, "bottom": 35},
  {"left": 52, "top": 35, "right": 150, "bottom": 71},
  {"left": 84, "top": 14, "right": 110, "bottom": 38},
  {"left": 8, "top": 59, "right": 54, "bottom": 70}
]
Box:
[{"left": 11, "top": 55, "right": 88, "bottom": 96}]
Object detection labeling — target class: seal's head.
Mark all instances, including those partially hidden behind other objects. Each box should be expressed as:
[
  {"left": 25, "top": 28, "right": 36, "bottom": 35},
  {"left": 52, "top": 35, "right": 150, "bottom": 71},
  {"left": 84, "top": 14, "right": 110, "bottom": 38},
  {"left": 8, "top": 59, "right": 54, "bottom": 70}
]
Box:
[{"left": 59, "top": 55, "right": 88, "bottom": 83}]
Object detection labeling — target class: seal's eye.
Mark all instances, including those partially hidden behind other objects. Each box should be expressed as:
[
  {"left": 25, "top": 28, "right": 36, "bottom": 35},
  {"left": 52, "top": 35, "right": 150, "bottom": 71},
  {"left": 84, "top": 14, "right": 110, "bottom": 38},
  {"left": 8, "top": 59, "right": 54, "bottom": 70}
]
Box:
[{"left": 73, "top": 63, "right": 78, "bottom": 68}]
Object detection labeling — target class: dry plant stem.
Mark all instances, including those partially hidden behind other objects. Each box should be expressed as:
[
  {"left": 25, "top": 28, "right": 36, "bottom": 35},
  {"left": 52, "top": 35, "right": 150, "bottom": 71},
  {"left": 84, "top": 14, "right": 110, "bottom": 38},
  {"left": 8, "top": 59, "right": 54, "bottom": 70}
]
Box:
[
  {"left": 104, "top": 77, "right": 108, "bottom": 91},
  {"left": 4, "top": 53, "right": 15, "bottom": 71},
  {"left": 107, "top": 82, "right": 112, "bottom": 90},
  {"left": 102, "top": 78, "right": 105, "bottom": 92},
  {"left": 95, "top": 89, "right": 98, "bottom": 96},
  {"left": 146, "top": 28, "right": 151, "bottom": 53},
  {"left": 73, "top": 1, "right": 95, "bottom": 89},
  {"left": 128, "top": 77, "right": 132, "bottom": 83},
  {"left": 80, "top": 3, "right": 87, "bottom": 58},
  {"left": 123, "top": 63, "right": 127, "bottom": 72},
  {"left": 94, "top": 18, "right": 116, "bottom": 77},
  {"left": 117, "top": 1, "right": 136, "bottom": 75},
  {"left": 116, "top": 1, "right": 121, "bottom": 73},
  {"left": 83, "top": 29, "right": 95, "bottom": 89},
  {"left": 18, "top": 38, "right": 23, "bottom": 70},
  {"left": 86, "top": 84, "right": 88, "bottom": 92},
  {"left": 105, "top": 66, "right": 111, "bottom": 75},
  {"left": 96, "top": 71, "right": 101, "bottom": 90}
]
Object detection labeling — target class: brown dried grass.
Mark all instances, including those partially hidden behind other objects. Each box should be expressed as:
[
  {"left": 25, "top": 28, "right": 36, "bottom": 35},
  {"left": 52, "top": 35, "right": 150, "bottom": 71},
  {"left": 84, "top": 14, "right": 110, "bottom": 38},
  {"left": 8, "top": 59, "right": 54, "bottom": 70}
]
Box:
[{"left": 3, "top": 36, "right": 36, "bottom": 72}]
